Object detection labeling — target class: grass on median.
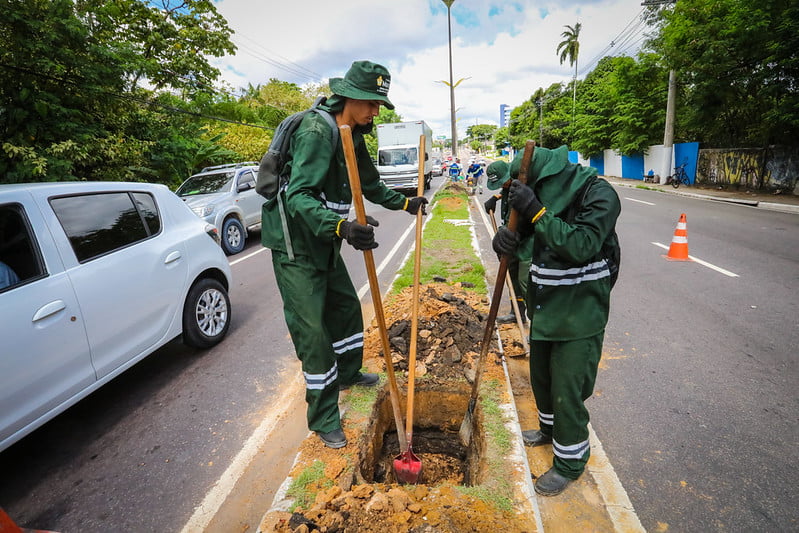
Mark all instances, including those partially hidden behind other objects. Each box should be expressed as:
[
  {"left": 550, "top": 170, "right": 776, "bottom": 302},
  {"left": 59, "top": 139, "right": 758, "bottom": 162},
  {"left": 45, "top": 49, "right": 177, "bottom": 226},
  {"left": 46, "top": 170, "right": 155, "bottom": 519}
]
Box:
[{"left": 391, "top": 185, "right": 486, "bottom": 295}]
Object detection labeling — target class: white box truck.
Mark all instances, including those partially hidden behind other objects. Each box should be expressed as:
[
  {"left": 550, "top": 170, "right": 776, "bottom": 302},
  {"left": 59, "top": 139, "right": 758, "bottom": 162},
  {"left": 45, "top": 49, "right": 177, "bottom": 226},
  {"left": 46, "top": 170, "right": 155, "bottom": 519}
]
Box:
[{"left": 376, "top": 121, "right": 433, "bottom": 192}]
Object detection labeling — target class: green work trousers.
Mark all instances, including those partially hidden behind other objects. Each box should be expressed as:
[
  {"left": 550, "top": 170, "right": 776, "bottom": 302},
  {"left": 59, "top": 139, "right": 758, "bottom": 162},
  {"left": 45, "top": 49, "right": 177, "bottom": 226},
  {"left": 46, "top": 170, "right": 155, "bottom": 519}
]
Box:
[
  {"left": 509, "top": 238, "right": 532, "bottom": 317},
  {"left": 529, "top": 333, "right": 603, "bottom": 479},
  {"left": 271, "top": 250, "right": 364, "bottom": 433}
]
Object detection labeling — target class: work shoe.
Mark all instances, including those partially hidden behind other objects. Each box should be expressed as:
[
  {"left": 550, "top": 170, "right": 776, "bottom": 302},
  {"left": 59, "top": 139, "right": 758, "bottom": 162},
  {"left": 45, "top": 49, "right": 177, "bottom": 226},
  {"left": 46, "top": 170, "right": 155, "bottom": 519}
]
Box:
[
  {"left": 339, "top": 372, "right": 379, "bottom": 390},
  {"left": 317, "top": 428, "right": 347, "bottom": 449},
  {"left": 496, "top": 313, "right": 516, "bottom": 324},
  {"left": 521, "top": 429, "right": 553, "bottom": 447},
  {"left": 534, "top": 467, "right": 573, "bottom": 496}
]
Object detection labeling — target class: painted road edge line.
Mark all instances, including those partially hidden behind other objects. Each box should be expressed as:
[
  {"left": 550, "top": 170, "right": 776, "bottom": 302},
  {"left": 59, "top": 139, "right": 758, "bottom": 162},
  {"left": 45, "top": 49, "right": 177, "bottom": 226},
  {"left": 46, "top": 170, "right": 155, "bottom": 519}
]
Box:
[
  {"left": 652, "top": 242, "right": 740, "bottom": 277},
  {"left": 588, "top": 424, "right": 646, "bottom": 532},
  {"left": 179, "top": 373, "right": 306, "bottom": 533}
]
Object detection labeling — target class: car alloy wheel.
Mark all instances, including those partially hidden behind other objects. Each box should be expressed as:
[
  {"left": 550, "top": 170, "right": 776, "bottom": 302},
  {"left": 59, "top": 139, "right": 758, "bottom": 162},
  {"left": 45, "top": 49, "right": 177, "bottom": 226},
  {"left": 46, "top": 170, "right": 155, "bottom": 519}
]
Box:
[
  {"left": 182, "top": 278, "right": 231, "bottom": 349},
  {"left": 221, "top": 217, "right": 245, "bottom": 255}
]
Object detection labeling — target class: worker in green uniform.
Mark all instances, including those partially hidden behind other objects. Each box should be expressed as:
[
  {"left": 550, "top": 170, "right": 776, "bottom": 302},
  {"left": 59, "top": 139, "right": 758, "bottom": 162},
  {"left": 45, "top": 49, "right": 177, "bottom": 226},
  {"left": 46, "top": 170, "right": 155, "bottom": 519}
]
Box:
[
  {"left": 261, "top": 61, "right": 428, "bottom": 449},
  {"left": 492, "top": 146, "right": 621, "bottom": 495},
  {"left": 483, "top": 160, "right": 531, "bottom": 325}
]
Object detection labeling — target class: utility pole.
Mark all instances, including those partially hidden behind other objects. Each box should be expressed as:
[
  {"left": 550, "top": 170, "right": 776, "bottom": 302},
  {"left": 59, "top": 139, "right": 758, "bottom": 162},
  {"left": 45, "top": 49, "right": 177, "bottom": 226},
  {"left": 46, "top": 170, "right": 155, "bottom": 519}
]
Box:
[
  {"left": 642, "top": 0, "right": 677, "bottom": 183},
  {"left": 661, "top": 69, "right": 677, "bottom": 183}
]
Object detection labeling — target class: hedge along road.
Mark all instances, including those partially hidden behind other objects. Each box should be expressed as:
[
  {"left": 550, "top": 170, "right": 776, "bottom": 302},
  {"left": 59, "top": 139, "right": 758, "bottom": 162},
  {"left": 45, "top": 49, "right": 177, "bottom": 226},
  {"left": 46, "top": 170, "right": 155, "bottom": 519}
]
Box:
[{"left": 0, "top": 176, "right": 441, "bottom": 533}]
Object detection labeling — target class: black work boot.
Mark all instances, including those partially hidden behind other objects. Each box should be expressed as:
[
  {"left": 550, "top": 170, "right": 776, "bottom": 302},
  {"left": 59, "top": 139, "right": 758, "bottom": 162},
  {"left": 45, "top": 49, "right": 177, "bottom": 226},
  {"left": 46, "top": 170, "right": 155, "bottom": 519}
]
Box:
[
  {"left": 496, "top": 312, "right": 516, "bottom": 324},
  {"left": 339, "top": 372, "right": 379, "bottom": 390},
  {"left": 317, "top": 428, "right": 347, "bottom": 449},
  {"left": 521, "top": 429, "right": 553, "bottom": 446},
  {"left": 534, "top": 467, "right": 573, "bottom": 496}
]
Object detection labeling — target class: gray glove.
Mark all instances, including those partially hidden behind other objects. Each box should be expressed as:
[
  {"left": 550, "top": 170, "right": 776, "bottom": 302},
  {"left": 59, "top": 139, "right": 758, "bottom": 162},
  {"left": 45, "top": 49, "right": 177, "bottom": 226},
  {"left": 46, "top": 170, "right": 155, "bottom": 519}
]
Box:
[
  {"left": 404, "top": 196, "right": 428, "bottom": 215},
  {"left": 492, "top": 225, "right": 519, "bottom": 257},
  {"left": 339, "top": 215, "right": 379, "bottom": 250},
  {"left": 508, "top": 179, "right": 544, "bottom": 221}
]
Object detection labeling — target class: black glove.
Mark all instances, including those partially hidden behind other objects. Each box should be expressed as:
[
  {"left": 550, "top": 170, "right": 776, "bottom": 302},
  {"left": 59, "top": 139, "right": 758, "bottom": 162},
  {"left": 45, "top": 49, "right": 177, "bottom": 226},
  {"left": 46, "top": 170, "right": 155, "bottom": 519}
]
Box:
[
  {"left": 404, "top": 196, "right": 428, "bottom": 215},
  {"left": 483, "top": 194, "right": 499, "bottom": 214},
  {"left": 338, "top": 216, "right": 379, "bottom": 250},
  {"left": 492, "top": 225, "right": 519, "bottom": 257},
  {"left": 508, "top": 179, "right": 545, "bottom": 222}
]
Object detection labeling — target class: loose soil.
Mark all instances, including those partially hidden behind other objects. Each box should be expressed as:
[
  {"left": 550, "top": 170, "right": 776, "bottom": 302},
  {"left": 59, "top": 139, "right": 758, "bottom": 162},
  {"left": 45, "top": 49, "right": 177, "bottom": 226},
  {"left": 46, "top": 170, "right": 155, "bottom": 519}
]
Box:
[{"left": 260, "top": 282, "right": 536, "bottom": 533}]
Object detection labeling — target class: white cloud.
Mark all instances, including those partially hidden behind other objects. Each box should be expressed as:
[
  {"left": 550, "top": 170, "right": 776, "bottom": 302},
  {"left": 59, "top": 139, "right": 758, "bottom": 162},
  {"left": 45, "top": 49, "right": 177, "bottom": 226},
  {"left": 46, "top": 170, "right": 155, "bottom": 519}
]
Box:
[{"left": 212, "top": 0, "right": 648, "bottom": 140}]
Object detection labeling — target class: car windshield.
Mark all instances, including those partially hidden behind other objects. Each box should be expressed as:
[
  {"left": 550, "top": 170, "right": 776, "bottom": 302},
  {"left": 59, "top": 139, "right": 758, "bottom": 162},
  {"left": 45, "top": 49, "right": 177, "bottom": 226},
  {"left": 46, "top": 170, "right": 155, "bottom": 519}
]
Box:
[
  {"left": 378, "top": 147, "right": 418, "bottom": 166},
  {"left": 176, "top": 172, "right": 235, "bottom": 196}
]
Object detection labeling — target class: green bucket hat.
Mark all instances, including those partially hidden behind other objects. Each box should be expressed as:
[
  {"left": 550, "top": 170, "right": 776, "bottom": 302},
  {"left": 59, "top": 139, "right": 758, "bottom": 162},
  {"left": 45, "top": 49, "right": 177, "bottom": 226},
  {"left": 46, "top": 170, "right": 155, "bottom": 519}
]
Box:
[
  {"left": 329, "top": 60, "right": 395, "bottom": 110},
  {"left": 486, "top": 161, "right": 510, "bottom": 190}
]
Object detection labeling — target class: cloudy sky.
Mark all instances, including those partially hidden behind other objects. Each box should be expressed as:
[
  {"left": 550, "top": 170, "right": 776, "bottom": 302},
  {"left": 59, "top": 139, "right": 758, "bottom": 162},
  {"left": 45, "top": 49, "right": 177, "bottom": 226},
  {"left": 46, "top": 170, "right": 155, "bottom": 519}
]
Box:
[{"left": 212, "top": 0, "right": 652, "bottom": 140}]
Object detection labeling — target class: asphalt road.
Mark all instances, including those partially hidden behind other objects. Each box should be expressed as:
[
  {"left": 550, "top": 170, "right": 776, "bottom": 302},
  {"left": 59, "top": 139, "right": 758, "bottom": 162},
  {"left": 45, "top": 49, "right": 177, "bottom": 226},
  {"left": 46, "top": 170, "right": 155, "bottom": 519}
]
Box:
[
  {"left": 2, "top": 177, "right": 797, "bottom": 532},
  {"left": 592, "top": 186, "right": 799, "bottom": 531},
  {"left": 0, "top": 177, "right": 441, "bottom": 533}
]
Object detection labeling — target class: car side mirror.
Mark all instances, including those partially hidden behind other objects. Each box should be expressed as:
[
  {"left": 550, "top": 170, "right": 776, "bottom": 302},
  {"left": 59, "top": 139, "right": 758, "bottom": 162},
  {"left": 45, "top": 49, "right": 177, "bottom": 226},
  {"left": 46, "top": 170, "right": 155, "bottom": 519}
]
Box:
[{"left": 237, "top": 182, "right": 254, "bottom": 192}]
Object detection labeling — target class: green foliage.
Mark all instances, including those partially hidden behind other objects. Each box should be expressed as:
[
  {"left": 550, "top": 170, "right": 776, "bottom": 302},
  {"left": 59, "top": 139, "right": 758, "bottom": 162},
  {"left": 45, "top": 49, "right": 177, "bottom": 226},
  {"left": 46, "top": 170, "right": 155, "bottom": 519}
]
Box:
[
  {"left": 656, "top": 0, "right": 799, "bottom": 147},
  {"left": 0, "top": 0, "right": 237, "bottom": 184}
]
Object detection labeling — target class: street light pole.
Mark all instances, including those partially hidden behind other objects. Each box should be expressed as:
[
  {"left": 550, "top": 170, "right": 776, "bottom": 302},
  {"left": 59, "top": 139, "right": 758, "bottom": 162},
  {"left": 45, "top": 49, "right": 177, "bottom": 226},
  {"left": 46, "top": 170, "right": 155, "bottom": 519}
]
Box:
[{"left": 443, "top": 0, "right": 457, "bottom": 159}]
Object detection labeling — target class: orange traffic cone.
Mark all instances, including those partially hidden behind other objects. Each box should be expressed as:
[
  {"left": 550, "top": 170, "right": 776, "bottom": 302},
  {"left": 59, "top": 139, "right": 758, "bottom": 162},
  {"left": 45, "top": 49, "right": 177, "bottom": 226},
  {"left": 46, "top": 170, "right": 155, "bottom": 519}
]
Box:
[{"left": 664, "top": 213, "right": 691, "bottom": 261}]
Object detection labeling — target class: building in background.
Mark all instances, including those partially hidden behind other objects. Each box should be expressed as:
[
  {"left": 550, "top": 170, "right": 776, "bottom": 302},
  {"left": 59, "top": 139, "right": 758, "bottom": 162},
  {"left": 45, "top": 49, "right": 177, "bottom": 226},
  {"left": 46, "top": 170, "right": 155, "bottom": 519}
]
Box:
[{"left": 499, "top": 104, "right": 511, "bottom": 128}]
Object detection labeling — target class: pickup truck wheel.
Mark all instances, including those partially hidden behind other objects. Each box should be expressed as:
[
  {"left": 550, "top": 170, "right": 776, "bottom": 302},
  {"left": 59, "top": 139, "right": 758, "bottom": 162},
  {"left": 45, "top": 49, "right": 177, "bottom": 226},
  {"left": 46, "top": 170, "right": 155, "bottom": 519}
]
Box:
[
  {"left": 221, "top": 217, "right": 245, "bottom": 255},
  {"left": 182, "top": 278, "right": 231, "bottom": 349}
]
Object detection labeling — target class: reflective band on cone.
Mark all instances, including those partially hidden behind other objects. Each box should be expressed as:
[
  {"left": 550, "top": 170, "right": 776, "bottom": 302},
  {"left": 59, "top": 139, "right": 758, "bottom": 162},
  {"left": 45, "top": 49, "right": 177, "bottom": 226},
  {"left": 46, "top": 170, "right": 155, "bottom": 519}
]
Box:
[{"left": 664, "top": 213, "right": 691, "bottom": 261}]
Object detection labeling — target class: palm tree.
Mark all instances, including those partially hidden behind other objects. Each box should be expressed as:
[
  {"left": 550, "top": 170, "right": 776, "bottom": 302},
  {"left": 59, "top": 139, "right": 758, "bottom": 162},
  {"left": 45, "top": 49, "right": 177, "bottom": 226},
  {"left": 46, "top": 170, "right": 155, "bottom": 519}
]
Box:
[{"left": 557, "top": 23, "right": 581, "bottom": 140}]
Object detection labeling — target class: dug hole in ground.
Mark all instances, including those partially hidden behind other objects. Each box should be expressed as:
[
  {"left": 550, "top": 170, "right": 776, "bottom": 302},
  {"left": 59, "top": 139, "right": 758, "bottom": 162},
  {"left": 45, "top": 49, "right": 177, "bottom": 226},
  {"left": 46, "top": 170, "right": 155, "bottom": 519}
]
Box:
[{"left": 257, "top": 184, "right": 636, "bottom": 533}]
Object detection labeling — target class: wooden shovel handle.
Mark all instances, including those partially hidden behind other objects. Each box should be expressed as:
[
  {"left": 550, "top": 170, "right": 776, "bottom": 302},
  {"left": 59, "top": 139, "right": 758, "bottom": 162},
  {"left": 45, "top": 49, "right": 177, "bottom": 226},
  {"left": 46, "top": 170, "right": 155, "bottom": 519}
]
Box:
[
  {"left": 405, "top": 135, "right": 426, "bottom": 442},
  {"left": 339, "top": 125, "right": 408, "bottom": 454},
  {"left": 470, "top": 141, "right": 536, "bottom": 399}
]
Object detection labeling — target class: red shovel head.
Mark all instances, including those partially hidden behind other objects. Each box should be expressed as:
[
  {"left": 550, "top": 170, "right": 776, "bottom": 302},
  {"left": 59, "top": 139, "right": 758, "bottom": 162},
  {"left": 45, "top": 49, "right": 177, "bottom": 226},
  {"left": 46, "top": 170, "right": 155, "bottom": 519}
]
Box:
[{"left": 393, "top": 447, "right": 422, "bottom": 484}]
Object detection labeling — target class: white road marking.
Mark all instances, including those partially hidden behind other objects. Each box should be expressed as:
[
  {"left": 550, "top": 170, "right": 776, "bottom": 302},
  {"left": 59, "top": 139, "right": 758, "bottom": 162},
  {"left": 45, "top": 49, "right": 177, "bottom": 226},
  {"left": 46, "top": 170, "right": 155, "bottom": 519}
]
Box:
[
  {"left": 229, "top": 246, "right": 266, "bottom": 266},
  {"left": 626, "top": 197, "right": 655, "bottom": 205},
  {"left": 652, "top": 242, "right": 740, "bottom": 277},
  {"left": 179, "top": 373, "right": 306, "bottom": 533}
]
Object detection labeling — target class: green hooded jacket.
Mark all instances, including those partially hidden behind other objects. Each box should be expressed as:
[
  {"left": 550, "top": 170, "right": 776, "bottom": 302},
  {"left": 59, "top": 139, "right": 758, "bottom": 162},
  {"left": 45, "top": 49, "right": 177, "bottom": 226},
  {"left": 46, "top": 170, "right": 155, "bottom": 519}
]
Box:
[
  {"left": 261, "top": 99, "right": 407, "bottom": 270},
  {"left": 510, "top": 146, "right": 621, "bottom": 340}
]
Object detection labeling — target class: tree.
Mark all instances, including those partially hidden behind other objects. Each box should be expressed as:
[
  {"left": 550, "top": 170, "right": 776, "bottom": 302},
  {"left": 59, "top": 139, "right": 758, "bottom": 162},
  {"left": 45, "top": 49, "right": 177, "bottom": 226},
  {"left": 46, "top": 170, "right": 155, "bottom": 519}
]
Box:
[
  {"left": 0, "top": 0, "right": 237, "bottom": 184},
  {"left": 557, "top": 22, "right": 582, "bottom": 138},
  {"left": 654, "top": 0, "right": 799, "bottom": 147}
]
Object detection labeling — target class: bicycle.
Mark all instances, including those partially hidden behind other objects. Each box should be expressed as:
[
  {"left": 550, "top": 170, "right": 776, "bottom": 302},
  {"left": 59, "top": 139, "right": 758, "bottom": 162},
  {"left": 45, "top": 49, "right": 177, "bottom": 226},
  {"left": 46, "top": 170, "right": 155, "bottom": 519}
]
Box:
[{"left": 669, "top": 162, "right": 690, "bottom": 188}]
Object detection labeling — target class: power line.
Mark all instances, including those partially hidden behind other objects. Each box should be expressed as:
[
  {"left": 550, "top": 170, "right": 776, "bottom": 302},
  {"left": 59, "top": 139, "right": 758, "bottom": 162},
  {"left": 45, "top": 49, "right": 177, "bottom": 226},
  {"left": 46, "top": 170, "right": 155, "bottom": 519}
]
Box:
[
  {"left": 235, "top": 32, "right": 321, "bottom": 80},
  {"left": 232, "top": 34, "right": 321, "bottom": 83},
  {"left": 578, "top": 8, "right": 648, "bottom": 76}
]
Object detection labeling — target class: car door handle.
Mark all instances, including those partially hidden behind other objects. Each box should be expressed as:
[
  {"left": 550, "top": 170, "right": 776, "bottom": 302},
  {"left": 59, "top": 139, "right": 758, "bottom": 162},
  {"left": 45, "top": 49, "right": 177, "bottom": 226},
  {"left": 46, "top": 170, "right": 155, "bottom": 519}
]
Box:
[
  {"left": 164, "top": 251, "right": 182, "bottom": 265},
  {"left": 32, "top": 300, "right": 67, "bottom": 322}
]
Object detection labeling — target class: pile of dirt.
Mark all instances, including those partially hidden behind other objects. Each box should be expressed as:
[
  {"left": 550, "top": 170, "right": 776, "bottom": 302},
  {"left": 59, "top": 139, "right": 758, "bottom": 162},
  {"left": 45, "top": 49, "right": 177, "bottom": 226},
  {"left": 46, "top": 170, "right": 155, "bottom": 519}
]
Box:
[
  {"left": 379, "top": 284, "right": 491, "bottom": 383},
  {"left": 261, "top": 282, "right": 535, "bottom": 533}
]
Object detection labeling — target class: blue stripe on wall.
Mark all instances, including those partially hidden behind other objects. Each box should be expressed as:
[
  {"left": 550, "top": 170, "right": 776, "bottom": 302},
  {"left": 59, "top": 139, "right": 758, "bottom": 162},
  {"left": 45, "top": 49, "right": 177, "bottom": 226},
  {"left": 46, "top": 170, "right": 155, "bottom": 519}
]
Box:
[
  {"left": 622, "top": 153, "right": 645, "bottom": 180},
  {"left": 589, "top": 155, "right": 604, "bottom": 176}
]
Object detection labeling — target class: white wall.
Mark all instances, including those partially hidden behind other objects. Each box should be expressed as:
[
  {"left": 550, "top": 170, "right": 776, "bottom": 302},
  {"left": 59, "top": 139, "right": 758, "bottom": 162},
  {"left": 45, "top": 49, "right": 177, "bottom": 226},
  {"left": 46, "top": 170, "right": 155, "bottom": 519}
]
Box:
[{"left": 603, "top": 149, "right": 623, "bottom": 178}]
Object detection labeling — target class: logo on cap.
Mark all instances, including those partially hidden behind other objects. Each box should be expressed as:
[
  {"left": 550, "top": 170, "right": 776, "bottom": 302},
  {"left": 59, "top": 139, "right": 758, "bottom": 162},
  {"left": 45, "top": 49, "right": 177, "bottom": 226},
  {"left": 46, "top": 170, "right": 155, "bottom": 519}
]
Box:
[{"left": 376, "top": 75, "right": 390, "bottom": 95}]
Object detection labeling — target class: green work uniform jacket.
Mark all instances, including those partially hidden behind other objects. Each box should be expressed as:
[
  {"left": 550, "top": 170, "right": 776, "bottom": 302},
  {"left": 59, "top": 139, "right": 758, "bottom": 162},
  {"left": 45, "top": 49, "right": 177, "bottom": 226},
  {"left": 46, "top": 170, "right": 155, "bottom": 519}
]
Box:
[
  {"left": 261, "top": 108, "right": 407, "bottom": 270},
  {"left": 518, "top": 147, "right": 621, "bottom": 341}
]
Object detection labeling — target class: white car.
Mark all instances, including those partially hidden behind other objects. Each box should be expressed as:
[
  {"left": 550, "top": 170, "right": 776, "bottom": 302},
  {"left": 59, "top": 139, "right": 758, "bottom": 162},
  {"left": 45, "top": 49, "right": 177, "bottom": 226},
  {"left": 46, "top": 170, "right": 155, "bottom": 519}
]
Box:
[
  {"left": 0, "top": 181, "right": 233, "bottom": 452},
  {"left": 176, "top": 163, "right": 263, "bottom": 255}
]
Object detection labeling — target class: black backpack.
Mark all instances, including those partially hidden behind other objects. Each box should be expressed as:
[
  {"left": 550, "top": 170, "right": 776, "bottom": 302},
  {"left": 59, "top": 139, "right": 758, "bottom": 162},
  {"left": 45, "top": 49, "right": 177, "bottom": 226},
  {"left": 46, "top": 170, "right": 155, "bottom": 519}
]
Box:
[
  {"left": 564, "top": 177, "right": 621, "bottom": 288},
  {"left": 256, "top": 96, "right": 338, "bottom": 200}
]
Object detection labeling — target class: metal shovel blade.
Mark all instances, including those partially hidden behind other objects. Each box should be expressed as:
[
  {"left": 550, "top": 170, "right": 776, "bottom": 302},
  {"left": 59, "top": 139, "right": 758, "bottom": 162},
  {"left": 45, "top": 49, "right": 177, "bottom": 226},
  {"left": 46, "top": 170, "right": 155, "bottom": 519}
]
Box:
[{"left": 393, "top": 446, "right": 422, "bottom": 484}]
